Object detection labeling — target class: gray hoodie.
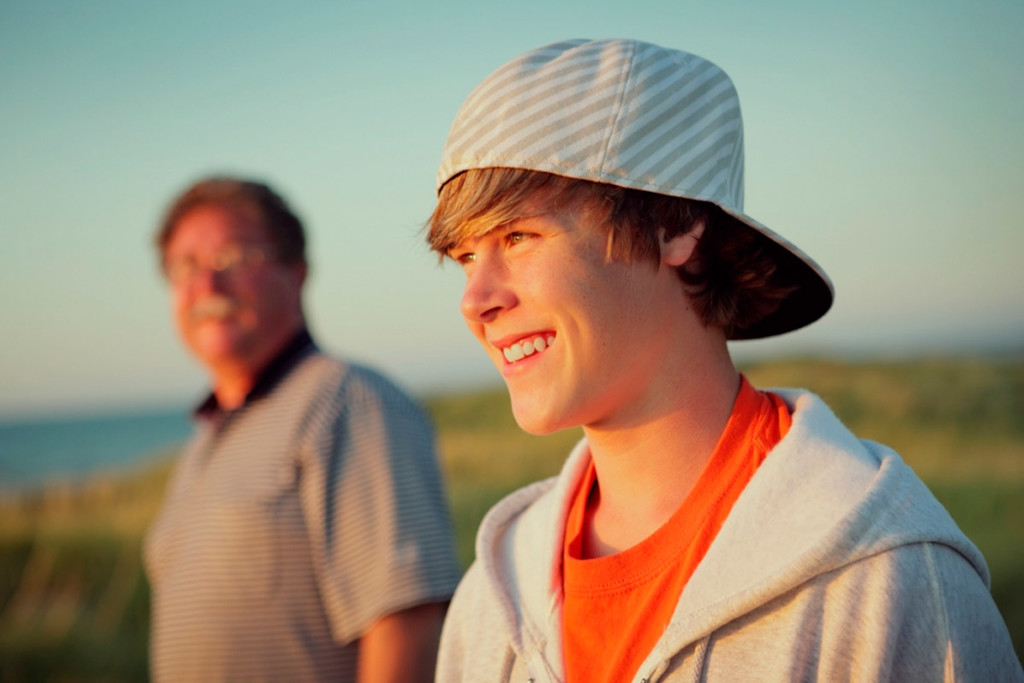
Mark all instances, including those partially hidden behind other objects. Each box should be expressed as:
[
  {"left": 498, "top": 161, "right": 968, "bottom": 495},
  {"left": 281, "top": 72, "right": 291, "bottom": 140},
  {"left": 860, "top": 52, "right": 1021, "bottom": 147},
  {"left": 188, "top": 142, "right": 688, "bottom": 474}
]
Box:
[{"left": 436, "top": 390, "right": 1022, "bottom": 681}]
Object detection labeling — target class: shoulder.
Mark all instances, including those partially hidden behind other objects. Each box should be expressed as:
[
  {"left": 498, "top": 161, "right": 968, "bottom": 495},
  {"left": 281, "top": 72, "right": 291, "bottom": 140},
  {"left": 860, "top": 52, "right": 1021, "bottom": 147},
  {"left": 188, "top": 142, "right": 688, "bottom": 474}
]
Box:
[
  {"left": 462, "top": 438, "right": 591, "bottom": 626},
  {"left": 287, "top": 351, "right": 413, "bottom": 400},
  {"left": 272, "top": 353, "right": 439, "bottom": 478},
  {"left": 440, "top": 473, "right": 575, "bottom": 682},
  {"left": 438, "top": 561, "right": 520, "bottom": 681},
  {"left": 814, "top": 542, "right": 1022, "bottom": 680},
  {"left": 329, "top": 356, "right": 426, "bottom": 415},
  {"left": 286, "top": 351, "right": 430, "bottom": 427},
  {"left": 696, "top": 541, "right": 1022, "bottom": 682},
  {"left": 475, "top": 438, "right": 590, "bottom": 575}
]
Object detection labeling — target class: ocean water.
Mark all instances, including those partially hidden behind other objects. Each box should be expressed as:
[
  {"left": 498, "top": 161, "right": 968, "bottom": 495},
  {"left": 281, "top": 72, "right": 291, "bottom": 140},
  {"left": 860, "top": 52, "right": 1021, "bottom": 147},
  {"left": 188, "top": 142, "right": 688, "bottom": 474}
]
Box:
[{"left": 0, "top": 408, "right": 192, "bottom": 493}]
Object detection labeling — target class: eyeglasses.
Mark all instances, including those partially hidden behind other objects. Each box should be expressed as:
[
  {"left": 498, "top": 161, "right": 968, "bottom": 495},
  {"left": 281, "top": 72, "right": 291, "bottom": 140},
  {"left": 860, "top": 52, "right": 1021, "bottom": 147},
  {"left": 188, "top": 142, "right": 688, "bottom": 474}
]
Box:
[{"left": 163, "top": 244, "right": 276, "bottom": 284}]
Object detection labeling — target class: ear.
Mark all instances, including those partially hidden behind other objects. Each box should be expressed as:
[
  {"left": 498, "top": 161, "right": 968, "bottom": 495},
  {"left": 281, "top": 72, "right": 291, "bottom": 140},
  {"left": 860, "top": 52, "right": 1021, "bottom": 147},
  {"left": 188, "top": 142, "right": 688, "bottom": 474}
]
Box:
[{"left": 660, "top": 219, "right": 705, "bottom": 267}]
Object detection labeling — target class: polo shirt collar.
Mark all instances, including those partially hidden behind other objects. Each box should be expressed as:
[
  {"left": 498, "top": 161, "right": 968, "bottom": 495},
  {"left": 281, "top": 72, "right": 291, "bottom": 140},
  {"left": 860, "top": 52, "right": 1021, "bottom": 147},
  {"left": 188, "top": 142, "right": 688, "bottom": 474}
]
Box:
[{"left": 193, "top": 328, "right": 316, "bottom": 420}]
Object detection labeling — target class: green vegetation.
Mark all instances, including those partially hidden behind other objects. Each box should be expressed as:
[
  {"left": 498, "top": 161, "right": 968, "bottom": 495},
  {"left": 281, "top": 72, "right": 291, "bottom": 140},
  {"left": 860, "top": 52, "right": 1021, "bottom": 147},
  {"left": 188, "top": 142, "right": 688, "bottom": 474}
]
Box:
[{"left": 1, "top": 356, "right": 1022, "bottom": 679}]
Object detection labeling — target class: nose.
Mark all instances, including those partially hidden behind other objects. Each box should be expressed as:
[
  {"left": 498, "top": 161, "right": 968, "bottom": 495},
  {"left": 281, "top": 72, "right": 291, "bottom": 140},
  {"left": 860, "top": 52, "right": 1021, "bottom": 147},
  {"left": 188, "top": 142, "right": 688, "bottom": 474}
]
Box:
[
  {"left": 188, "top": 265, "right": 230, "bottom": 295},
  {"left": 460, "top": 256, "right": 517, "bottom": 323}
]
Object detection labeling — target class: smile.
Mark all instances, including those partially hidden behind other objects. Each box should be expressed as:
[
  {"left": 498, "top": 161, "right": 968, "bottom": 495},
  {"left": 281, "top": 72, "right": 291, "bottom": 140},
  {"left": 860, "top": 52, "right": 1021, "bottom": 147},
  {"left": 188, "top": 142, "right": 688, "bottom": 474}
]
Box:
[{"left": 501, "top": 335, "right": 555, "bottom": 364}]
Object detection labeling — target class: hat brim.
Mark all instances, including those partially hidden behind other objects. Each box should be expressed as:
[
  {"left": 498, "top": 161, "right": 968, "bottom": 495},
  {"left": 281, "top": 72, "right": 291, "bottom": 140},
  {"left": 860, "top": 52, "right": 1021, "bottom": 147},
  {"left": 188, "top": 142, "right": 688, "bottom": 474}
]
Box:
[{"left": 716, "top": 204, "right": 834, "bottom": 340}]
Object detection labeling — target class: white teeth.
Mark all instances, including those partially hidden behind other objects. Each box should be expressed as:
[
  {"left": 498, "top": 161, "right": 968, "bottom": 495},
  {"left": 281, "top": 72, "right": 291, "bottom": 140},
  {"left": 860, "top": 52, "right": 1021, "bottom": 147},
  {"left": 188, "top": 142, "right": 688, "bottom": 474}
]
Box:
[{"left": 501, "top": 335, "right": 553, "bottom": 364}]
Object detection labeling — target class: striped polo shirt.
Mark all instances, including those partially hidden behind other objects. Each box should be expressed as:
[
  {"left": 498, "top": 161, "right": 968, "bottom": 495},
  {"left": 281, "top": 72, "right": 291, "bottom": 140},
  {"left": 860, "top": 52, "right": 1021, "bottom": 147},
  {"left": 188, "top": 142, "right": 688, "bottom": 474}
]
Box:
[{"left": 144, "top": 332, "right": 461, "bottom": 681}]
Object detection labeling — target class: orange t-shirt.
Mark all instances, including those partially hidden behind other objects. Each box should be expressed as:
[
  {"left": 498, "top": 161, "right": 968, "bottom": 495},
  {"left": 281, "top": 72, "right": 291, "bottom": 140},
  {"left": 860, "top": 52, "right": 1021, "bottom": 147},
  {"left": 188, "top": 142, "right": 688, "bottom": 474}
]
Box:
[{"left": 562, "top": 376, "right": 791, "bottom": 683}]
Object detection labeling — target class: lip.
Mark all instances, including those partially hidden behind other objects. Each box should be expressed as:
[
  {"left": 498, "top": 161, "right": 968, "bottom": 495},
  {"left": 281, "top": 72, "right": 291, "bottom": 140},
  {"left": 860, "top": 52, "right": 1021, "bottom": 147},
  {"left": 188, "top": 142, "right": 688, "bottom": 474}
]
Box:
[{"left": 489, "top": 330, "right": 556, "bottom": 374}]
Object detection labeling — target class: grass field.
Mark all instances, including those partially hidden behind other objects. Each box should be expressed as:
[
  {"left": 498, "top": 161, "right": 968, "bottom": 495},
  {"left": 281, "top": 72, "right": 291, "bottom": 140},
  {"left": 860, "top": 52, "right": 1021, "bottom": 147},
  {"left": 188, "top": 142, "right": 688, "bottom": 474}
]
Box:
[{"left": 1, "top": 355, "right": 1021, "bottom": 679}]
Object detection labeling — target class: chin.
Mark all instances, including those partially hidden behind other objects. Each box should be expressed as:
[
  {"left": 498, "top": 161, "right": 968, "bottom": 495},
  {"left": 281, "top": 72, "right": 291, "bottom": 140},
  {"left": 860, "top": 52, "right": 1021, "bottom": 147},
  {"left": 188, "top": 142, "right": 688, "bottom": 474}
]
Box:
[
  {"left": 509, "top": 399, "right": 571, "bottom": 436},
  {"left": 188, "top": 334, "right": 249, "bottom": 368}
]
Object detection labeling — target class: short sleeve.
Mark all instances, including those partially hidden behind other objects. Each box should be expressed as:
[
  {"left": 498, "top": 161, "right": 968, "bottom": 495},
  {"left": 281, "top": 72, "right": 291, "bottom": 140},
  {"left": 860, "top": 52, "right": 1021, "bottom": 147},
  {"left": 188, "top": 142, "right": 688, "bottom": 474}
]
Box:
[{"left": 298, "top": 365, "right": 462, "bottom": 645}]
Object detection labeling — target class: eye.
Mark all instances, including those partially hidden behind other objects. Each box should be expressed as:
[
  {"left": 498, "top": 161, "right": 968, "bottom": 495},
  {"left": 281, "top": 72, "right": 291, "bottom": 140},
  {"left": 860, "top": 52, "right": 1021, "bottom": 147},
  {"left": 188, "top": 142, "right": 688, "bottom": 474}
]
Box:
[
  {"left": 505, "top": 231, "right": 534, "bottom": 246},
  {"left": 450, "top": 251, "right": 476, "bottom": 266},
  {"left": 164, "top": 257, "right": 198, "bottom": 284}
]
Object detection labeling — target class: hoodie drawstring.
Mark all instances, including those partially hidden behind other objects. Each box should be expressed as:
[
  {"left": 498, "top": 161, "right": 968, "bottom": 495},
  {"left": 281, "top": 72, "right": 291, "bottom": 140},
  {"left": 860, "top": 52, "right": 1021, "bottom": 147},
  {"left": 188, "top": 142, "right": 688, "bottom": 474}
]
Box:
[{"left": 690, "top": 636, "right": 710, "bottom": 682}]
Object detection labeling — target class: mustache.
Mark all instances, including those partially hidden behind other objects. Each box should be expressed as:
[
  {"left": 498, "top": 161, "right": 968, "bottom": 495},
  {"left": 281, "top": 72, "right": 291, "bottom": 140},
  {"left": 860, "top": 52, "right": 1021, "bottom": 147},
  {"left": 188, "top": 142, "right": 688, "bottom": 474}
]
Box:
[{"left": 189, "top": 296, "right": 238, "bottom": 322}]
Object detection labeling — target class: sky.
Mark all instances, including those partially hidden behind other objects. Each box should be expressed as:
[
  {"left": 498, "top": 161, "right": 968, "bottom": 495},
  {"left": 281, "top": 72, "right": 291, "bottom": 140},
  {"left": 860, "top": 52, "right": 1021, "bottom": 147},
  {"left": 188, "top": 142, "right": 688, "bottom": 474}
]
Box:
[{"left": 1, "top": 0, "right": 1022, "bottom": 419}]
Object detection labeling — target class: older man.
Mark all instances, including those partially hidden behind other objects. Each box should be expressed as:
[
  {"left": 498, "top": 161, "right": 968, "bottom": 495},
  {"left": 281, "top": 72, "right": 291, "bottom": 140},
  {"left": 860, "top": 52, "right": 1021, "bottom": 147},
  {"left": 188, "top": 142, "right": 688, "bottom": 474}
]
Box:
[{"left": 145, "top": 177, "right": 460, "bottom": 681}]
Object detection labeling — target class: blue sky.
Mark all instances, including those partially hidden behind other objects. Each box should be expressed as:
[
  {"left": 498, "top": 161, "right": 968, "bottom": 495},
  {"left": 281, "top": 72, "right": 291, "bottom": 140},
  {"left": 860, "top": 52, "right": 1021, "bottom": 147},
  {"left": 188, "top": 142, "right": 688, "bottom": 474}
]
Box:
[{"left": 1, "top": 0, "right": 1021, "bottom": 418}]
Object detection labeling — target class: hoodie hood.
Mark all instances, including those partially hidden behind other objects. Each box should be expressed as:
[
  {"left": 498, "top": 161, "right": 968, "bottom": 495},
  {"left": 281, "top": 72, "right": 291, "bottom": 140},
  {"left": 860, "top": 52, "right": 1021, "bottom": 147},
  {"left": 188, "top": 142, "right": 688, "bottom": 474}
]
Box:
[{"left": 463, "top": 390, "right": 988, "bottom": 680}]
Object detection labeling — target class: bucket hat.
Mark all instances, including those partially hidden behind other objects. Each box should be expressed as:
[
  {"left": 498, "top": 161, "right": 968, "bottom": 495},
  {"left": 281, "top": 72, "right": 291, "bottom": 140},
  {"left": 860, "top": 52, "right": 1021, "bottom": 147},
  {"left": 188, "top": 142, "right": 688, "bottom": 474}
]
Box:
[{"left": 437, "top": 38, "right": 833, "bottom": 339}]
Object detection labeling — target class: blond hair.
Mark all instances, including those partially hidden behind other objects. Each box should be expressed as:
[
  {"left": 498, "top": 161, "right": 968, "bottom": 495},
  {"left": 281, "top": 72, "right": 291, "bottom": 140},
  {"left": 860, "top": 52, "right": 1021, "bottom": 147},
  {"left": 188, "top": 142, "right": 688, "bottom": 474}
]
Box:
[{"left": 427, "top": 168, "right": 796, "bottom": 336}]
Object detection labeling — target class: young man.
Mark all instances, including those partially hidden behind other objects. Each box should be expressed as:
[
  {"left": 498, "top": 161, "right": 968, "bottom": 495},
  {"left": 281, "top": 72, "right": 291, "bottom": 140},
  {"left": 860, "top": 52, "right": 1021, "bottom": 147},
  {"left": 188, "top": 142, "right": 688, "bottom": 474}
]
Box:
[
  {"left": 145, "top": 177, "right": 461, "bottom": 681},
  {"left": 426, "top": 39, "right": 1021, "bottom": 681}
]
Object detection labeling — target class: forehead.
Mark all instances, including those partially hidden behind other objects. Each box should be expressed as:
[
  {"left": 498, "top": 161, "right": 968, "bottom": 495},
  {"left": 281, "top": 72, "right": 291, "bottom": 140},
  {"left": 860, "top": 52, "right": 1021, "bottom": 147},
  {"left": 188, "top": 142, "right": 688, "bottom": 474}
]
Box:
[
  {"left": 451, "top": 188, "right": 595, "bottom": 248},
  {"left": 166, "top": 204, "right": 270, "bottom": 254}
]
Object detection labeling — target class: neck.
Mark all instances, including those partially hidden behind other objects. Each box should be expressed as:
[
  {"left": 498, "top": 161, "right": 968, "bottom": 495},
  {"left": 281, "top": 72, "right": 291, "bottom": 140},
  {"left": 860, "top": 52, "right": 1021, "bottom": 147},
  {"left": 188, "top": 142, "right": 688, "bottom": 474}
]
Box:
[
  {"left": 211, "top": 366, "right": 259, "bottom": 411},
  {"left": 581, "top": 337, "right": 739, "bottom": 558},
  {"left": 208, "top": 323, "right": 305, "bottom": 410}
]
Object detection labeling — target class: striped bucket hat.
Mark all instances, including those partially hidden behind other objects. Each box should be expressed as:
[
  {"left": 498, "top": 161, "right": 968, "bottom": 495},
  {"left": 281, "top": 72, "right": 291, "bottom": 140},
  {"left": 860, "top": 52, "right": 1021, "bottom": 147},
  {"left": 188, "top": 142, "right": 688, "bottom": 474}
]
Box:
[{"left": 437, "top": 38, "right": 833, "bottom": 339}]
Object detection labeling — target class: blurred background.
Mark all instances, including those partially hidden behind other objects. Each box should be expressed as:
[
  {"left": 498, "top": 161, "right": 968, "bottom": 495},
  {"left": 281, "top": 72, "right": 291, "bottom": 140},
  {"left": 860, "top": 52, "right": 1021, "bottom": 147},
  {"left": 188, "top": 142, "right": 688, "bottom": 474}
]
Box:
[
  {"left": 1, "top": 0, "right": 1021, "bottom": 679},
  {"left": 2, "top": 0, "right": 1021, "bottom": 420}
]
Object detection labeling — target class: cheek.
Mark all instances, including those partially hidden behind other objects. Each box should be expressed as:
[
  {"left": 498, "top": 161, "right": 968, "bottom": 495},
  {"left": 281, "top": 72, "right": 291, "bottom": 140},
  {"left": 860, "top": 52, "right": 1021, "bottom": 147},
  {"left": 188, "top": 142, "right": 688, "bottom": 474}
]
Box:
[
  {"left": 228, "top": 274, "right": 275, "bottom": 311},
  {"left": 243, "top": 271, "right": 301, "bottom": 322},
  {"left": 171, "top": 291, "right": 191, "bottom": 328},
  {"left": 464, "top": 319, "right": 488, "bottom": 347}
]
